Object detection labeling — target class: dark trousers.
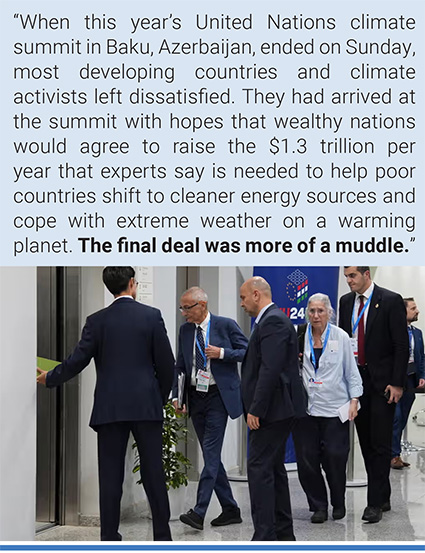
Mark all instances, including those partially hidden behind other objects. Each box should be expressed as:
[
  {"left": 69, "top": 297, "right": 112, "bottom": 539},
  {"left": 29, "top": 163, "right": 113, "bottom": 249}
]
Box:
[
  {"left": 97, "top": 420, "right": 171, "bottom": 541},
  {"left": 190, "top": 386, "right": 238, "bottom": 518},
  {"left": 248, "top": 418, "right": 294, "bottom": 541},
  {"left": 293, "top": 415, "right": 349, "bottom": 512},
  {"left": 392, "top": 374, "right": 416, "bottom": 457},
  {"left": 355, "top": 369, "right": 396, "bottom": 508}
]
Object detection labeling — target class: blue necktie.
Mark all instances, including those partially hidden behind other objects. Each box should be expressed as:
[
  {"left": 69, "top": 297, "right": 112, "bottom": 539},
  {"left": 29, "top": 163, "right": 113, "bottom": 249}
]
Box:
[
  {"left": 196, "top": 325, "right": 205, "bottom": 375},
  {"left": 195, "top": 326, "right": 207, "bottom": 397}
]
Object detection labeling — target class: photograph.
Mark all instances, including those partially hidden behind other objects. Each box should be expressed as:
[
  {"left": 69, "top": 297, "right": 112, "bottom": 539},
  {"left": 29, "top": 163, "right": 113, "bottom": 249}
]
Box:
[{"left": 1, "top": 265, "right": 424, "bottom": 542}]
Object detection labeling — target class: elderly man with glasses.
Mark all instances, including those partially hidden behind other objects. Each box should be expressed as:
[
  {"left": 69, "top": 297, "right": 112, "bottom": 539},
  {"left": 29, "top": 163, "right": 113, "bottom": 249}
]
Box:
[{"left": 172, "top": 286, "right": 248, "bottom": 531}]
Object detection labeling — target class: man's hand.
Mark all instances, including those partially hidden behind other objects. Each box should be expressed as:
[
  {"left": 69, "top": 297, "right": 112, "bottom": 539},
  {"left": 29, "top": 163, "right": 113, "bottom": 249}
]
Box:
[
  {"left": 417, "top": 378, "right": 425, "bottom": 389},
  {"left": 205, "top": 345, "right": 221, "bottom": 359},
  {"left": 172, "top": 399, "right": 187, "bottom": 415},
  {"left": 247, "top": 413, "right": 260, "bottom": 430},
  {"left": 385, "top": 385, "right": 403, "bottom": 404},
  {"left": 36, "top": 367, "right": 47, "bottom": 386}
]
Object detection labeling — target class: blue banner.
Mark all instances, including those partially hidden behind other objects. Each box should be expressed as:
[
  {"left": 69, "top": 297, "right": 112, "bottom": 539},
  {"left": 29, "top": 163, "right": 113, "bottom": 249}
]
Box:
[
  {"left": 253, "top": 267, "right": 339, "bottom": 462},
  {"left": 253, "top": 266, "right": 340, "bottom": 324}
]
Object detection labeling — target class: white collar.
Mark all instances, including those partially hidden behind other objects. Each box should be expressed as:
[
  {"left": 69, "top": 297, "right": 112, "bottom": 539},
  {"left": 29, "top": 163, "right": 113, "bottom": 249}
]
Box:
[
  {"left": 356, "top": 282, "right": 374, "bottom": 300},
  {"left": 255, "top": 302, "right": 274, "bottom": 324},
  {"left": 197, "top": 312, "right": 211, "bottom": 330},
  {"left": 309, "top": 322, "right": 331, "bottom": 340},
  {"left": 114, "top": 295, "right": 134, "bottom": 302}
]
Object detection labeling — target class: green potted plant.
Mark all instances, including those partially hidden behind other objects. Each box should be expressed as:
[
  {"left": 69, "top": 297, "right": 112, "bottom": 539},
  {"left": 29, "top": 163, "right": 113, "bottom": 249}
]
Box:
[{"left": 133, "top": 400, "right": 192, "bottom": 518}]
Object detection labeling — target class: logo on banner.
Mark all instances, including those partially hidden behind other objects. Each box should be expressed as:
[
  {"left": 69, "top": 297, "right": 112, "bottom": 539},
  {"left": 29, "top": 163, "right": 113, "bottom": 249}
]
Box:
[{"left": 283, "top": 269, "right": 309, "bottom": 321}]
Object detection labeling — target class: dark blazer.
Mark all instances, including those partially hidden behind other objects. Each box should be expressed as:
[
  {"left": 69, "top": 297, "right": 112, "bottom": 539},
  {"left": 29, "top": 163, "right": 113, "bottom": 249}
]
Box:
[
  {"left": 338, "top": 284, "right": 409, "bottom": 391},
  {"left": 46, "top": 298, "right": 175, "bottom": 428},
  {"left": 241, "top": 304, "right": 306, "bottom": 423},
  {"left": 172, "top": 314, "right": 247, "bottom": 419},
  {"left": 411, "top": 325, "right": 425, "bottom": 385}
]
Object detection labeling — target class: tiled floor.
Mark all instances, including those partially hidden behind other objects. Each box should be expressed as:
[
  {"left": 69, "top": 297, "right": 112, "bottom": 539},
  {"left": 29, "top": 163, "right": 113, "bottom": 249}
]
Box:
[
  {"left": 36, "top": 399, "right": 425, "bottom": 542},
  {"left": 36, "top": 450, "right": 425, "bottom": 542}
]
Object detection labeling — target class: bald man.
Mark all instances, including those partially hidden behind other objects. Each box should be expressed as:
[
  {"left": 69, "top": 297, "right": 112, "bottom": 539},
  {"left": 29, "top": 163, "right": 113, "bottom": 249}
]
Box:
[{"left": 240, "top": 277, "right": 305, "bottom": 541}]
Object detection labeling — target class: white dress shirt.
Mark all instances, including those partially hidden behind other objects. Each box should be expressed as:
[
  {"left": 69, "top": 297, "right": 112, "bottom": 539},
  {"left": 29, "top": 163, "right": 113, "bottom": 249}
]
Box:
[{"left": 190, "top": 312, "right": 219, "bottom": 386}]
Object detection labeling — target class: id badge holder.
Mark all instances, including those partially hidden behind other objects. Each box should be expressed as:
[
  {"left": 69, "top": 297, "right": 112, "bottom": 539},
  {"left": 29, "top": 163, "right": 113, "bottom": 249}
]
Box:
[
  {"left": 196, "top": 370, "right": 210, "bottom": 392},
  {"left": 308, "top": 377, "right": 316, "bottom": 388},
  {"left": 350, "top": 338, "right": 358, "bottom": 358}
]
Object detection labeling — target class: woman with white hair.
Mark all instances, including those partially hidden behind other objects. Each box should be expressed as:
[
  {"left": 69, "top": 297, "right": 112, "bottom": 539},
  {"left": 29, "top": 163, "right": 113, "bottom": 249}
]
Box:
[{"left": 293, "top": 293, "right": 363, "bottom": 523}]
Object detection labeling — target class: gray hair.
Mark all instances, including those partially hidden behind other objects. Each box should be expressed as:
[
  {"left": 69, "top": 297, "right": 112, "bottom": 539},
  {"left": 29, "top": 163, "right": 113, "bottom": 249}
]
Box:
[
  {"left": 305, "top": 293, "right": 335, "bottom": 323},
  {"left": 182, "top": 286, "right": 208, "bottom": 302}
]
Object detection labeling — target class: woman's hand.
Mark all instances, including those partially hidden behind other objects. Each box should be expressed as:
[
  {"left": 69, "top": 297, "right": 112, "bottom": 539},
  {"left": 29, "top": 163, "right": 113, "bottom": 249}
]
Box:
[{"left": 348, "top": 398, "right": 359, "bottom": 421}]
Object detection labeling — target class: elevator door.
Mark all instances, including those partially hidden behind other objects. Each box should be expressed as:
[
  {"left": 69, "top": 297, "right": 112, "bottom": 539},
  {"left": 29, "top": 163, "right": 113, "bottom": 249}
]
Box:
[
  {"left": 36, "top": 267, "right": 80, "bottom": 530},
  {"left": 36, "top": 268, "right": 58, "bottom": 526}
]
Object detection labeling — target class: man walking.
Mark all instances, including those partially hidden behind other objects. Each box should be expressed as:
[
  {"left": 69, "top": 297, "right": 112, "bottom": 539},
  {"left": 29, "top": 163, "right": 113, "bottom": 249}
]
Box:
[
  {"left": 239, "top": 276, "right": 305, "bottom": 541},
  {"left": 391, "top": 298, "right": 425, "bottom": 469},
  {"left": 339, "top": 266, "right": 409, "bottom": 523},
  {"left": 37, "top": 267, "right": 174, "bottom": 541},
  {"left": 173, "top": 286, "right": 248, "bottom": 530}
]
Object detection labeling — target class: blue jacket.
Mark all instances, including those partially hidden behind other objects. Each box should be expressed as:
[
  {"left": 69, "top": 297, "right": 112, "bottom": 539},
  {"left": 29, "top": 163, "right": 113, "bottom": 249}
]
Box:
[
  {"left": 46, "top": 298, "right": 175, "bottom": 428},
  {"left": 173, "top": 313, "right": 248, "bottom": 419},
  {"left": 241, "top": 304, "right": 306, "bottom": 422},
  {"left": 411, "top": 325, "right": 425, "bottom": 385}
]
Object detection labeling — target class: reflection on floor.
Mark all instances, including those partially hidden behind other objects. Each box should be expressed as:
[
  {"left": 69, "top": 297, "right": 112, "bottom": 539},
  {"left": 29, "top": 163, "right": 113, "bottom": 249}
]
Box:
[
  {"left": 35, "top": 521, "right": 56, "bottom": 533},
  {"left": 36, "top": 449, "right": 425, "bottom": 542}
]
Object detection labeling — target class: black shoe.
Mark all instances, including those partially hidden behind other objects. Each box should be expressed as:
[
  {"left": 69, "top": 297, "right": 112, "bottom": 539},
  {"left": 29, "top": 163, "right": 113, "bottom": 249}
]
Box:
[
  {"left": 332, "top": 506, "right": 346, "bottom": 520},
  {"left": 381, "top": 501, "right": 391, "bottom": 512},
  {"left": 277, "top": 534, "right": 296, "bottom": 541},
  {"left": 211, "top": 508, "right": 242, "bottom": 526},
  {"left": 311, "top": 510, "right": 328, "bottom": 523},
  {"left": 179, "top": 509, "right": 204, "bottom": 530},
  {"left": 362, "top": 506, "right": 382, "bottom": 523}
]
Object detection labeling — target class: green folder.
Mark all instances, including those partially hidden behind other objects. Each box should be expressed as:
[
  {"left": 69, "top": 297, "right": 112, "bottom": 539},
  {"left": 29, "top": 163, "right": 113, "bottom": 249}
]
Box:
[{"left": 37, "top": 357, "right": 60, "bottom": 372}]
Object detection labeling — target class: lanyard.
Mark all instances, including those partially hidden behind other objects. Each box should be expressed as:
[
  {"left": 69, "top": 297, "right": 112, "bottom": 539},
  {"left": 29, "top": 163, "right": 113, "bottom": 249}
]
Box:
[
  {"left": 308, "top": 323, "right": 330, "bottom": 372},
  {"left": 196, "top": 321, "right": 210, "bottom": 369},
  {"left": 351, "top": 294, "right": 372, "bottom": 334}
]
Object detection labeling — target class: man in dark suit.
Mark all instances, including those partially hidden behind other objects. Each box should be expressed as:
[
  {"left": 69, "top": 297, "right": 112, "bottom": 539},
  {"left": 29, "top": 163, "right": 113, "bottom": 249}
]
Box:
[
  {"left": 239, "top": 276, "right": 304, "bottom": 541},
  {"left": 172, "top": 286, "right": 248, "bottom": 531},
  {"left": 391, "top": 298, "right": 425, "bottom": 469},
  {"left": 339, "top": 266, "right": 409, "bottom": 523},
  {"left": 36, "top": 267, "right": 174, "bottom": 541}
]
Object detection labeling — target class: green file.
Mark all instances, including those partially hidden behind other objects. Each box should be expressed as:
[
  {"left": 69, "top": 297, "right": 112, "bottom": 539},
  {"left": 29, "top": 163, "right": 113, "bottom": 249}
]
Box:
[{"left": 37, "top": 356, "right": 60, "bottom": 372}]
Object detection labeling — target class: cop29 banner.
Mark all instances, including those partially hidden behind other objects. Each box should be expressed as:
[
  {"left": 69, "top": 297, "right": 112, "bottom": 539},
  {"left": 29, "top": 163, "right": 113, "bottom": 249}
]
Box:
[{"left": 254, "top": 266, "right": 340, "bottom": 325}]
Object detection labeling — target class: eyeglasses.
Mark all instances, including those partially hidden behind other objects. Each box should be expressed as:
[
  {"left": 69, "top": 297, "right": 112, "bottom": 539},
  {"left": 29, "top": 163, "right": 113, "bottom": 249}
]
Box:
[{"left": 179, "top": 302, "right": 198, "bottom": 312}]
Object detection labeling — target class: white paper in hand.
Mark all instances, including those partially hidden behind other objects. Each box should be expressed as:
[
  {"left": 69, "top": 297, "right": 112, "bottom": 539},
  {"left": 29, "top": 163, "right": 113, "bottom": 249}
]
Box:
[{"left": 338, "top": 399, "right": 361, "bottom": 423}]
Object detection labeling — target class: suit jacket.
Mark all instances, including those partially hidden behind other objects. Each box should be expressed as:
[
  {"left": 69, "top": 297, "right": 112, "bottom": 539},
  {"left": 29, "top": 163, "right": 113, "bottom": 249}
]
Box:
[
  {"left": 411, "top": 325, "right": 425, "bottom": 385},
  {"left": 241, "top": 304, "right": 306, "bottom": 423},
  {"left": 172, "top": 313, "right": 248, "bottom": 419},
  {"left": 338, "top": 284, "right": 409, "bottom": 391},
  {"left": 46, "top": 298, "right": 175, "bottom": 428}
]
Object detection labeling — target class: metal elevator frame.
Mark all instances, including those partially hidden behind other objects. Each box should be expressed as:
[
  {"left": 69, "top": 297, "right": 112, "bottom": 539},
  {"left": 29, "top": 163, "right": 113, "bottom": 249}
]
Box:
[{"left": 36, "top": 267, "right": 80, "bottom": 530}]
